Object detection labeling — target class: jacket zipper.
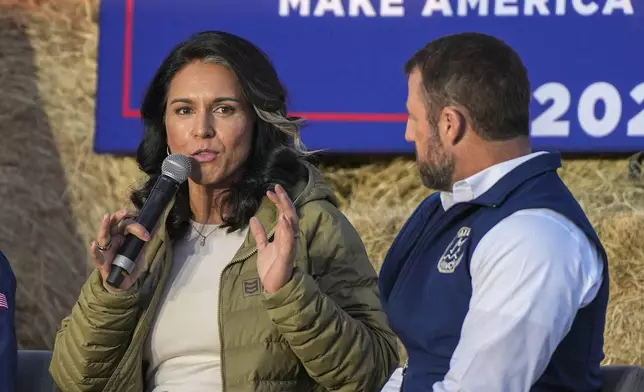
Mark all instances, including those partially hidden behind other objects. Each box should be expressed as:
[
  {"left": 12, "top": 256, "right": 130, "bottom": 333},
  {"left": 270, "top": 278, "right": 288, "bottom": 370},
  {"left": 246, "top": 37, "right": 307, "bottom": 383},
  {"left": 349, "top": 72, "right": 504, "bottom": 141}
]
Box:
[
  {"left": 218, "top": 226, "right": 277, "bottom": 392},
  {"left": 103, "top": 247, "right": 174, "bottom": 392}
]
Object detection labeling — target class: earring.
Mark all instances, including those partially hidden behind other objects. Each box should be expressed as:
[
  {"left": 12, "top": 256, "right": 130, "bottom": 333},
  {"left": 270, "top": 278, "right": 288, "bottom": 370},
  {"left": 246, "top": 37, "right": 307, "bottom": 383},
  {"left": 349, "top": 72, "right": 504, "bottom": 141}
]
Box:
[{"left": 166, "top": 146, "right": 171, "bottom": 156}]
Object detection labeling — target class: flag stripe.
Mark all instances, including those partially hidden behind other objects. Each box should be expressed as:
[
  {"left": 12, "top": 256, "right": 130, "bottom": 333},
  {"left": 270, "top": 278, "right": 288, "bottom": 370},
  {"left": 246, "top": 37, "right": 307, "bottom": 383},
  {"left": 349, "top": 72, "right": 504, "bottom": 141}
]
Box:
[{"left": 0, "top": 293, "right": 7, "bottom": 309}]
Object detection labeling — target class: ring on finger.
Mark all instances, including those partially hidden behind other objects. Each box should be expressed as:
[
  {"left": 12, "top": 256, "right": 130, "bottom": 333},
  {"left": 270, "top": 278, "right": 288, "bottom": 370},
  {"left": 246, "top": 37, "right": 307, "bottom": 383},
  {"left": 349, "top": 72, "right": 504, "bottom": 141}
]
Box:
[{"left": 96, "top": 238, "right": 112, "bottom": 251}]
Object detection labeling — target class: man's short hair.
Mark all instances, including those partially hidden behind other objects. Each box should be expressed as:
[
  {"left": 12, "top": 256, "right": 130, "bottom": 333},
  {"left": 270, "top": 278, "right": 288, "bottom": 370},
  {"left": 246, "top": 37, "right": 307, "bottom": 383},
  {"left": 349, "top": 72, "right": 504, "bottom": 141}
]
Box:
[{"left": 405, "top": 32, "right": 531, "bottom": 141}]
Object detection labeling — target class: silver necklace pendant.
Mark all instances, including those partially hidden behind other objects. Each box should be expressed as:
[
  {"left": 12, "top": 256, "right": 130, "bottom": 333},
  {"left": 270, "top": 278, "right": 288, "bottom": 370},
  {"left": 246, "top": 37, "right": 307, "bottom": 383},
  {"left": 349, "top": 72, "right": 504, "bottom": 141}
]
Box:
[{"left": 192, "top": 223, "right": 218, "bottom": 246}]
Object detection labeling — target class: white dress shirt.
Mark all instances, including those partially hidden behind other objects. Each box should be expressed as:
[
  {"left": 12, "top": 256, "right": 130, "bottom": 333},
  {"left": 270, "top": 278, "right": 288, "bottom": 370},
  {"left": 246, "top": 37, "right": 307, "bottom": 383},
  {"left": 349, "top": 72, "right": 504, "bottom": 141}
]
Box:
[{"left": 381, "top": 152, "right": 604, "bottom": 392}]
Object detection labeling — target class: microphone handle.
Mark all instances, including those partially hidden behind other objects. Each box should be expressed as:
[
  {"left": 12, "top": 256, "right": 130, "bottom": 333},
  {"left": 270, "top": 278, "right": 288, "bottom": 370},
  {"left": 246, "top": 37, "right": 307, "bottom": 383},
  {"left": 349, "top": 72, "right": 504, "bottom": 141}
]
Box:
[{"left": 106, "top": 175, "right": 180, "bottom": 288}]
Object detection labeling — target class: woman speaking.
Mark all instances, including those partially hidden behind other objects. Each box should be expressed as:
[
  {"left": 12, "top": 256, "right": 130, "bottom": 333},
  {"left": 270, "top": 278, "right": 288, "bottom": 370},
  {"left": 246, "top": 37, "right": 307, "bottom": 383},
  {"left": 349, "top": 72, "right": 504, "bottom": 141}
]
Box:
[{"left": 48, "top": 31, "right": 399, "bottom": 392}]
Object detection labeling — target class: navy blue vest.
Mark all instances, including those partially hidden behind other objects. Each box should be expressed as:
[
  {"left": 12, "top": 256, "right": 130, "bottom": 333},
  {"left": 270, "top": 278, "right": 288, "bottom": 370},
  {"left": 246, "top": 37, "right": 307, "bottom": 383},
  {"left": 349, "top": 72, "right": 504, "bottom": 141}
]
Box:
[{"left": 379, "top": 153, "right": 609, "bottom": 392}]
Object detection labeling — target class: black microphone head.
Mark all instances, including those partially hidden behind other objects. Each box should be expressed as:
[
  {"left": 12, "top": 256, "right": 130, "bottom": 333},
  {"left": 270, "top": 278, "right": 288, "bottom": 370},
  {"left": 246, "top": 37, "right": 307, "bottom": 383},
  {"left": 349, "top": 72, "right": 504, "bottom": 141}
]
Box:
[{"left": 162, "top": 154, "right": 192, "bottom": 184}]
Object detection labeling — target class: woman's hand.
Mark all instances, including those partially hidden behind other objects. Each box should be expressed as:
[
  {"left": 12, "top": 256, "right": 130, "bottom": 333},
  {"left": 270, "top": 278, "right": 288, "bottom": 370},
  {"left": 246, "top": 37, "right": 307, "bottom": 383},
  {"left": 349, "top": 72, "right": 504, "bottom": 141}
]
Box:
[
  {"left": 250, "top": 184, "right": 300, "bottom": 294},
  {"left": 89, "top": 209, "right": 152, "bottom": 291}
]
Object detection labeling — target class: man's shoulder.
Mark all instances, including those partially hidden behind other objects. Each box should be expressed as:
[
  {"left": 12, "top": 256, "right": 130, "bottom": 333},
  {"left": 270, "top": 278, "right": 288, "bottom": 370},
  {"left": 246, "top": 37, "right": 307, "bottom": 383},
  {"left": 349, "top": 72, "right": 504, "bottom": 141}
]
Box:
[
  {"left": 474, "top": 179, "right": 599, "bottom": 245},
  {"left": 491, "top": 208, "right": 591, "bottom": 245},
  {"left": 478, "top": 208, "right": 601, "bottom": 271}
]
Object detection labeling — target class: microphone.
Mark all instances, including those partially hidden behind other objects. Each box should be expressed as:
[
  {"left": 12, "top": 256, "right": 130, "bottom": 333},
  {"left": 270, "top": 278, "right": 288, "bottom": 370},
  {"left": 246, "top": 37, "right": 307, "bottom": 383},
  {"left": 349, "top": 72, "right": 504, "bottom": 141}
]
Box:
[{"left": 106, "top": 153, "right": 192, "bottom": 288}]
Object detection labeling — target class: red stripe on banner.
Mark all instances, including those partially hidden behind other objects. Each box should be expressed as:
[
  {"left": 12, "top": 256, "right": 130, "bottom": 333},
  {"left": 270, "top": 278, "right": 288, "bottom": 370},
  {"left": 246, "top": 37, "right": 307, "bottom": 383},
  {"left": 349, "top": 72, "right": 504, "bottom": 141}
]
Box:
[{"left": 122, "top": 0, "right": 138, "bottom": 118}]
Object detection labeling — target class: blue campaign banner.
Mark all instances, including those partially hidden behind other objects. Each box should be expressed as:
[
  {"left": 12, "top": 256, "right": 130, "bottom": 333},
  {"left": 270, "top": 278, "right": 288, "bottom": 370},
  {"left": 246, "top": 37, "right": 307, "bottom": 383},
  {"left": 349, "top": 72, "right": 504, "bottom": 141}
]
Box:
[{"left": 95, "top": 0, "right": 642, "bottom": 155}]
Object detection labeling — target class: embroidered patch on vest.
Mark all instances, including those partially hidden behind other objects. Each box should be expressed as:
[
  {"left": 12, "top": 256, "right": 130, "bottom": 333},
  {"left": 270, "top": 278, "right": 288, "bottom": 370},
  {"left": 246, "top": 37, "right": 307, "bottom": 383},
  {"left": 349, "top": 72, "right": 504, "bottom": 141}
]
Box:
[
  {"left": 437, "top": 226, "right": 471, "bottom": 274},
  {"left": 242, "top": 278, "right": 264, "bottom": 297}
]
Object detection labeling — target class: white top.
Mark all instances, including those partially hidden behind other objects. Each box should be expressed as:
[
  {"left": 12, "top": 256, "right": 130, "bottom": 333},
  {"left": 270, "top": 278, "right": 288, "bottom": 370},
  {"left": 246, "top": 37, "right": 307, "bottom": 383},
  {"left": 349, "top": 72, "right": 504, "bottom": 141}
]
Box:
[
  {"left": 144, "top": 222, "right": 247, "bottom": 392},
  {"left": 381, "top": 151, "right": 604, "bottom": 392}
]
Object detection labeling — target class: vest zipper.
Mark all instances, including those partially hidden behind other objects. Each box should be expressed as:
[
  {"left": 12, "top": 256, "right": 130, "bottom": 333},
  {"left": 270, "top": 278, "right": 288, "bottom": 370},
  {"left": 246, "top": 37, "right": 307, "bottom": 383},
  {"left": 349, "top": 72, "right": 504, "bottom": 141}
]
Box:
[
  {"left": 400, "top": 359, "right": 408, "bottom": 390},
  {"left": 218, "top": 226, "right": 277, "bottom": 392}
]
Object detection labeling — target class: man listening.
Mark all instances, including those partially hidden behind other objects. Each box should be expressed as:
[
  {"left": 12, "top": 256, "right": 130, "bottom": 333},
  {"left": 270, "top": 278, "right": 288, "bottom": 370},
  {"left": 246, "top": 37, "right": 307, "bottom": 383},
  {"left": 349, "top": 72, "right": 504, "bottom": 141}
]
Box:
[{"left": 379, "top": 32, "right": 608, "bottom": 392}]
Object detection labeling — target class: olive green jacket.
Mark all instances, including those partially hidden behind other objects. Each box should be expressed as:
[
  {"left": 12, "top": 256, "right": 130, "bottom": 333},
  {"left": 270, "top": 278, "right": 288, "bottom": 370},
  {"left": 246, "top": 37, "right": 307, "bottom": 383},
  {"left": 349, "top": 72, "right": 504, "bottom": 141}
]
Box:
[{"left": 49, "top": 164, "right": 400, "bottom": 392}]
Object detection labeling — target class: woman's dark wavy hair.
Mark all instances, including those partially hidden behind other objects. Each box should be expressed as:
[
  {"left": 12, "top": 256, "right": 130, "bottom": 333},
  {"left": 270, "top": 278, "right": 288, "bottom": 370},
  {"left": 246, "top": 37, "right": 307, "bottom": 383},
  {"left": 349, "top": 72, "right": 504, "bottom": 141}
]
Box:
[{"left": 131, "top": 30, "right": 313, "bottom": 241}]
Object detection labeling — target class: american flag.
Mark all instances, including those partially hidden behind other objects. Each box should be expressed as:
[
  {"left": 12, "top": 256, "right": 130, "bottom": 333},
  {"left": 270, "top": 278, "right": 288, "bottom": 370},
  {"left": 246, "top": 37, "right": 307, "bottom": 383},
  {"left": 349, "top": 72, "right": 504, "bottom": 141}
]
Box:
[{"left": 0, "top": 293, "right": 7, "bottom": 309}]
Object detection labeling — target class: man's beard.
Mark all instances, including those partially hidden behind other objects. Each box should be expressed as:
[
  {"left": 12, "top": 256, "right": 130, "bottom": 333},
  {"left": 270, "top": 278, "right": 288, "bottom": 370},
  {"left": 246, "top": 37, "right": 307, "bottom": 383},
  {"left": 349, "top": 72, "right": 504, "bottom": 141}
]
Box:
[{"left": 417, "top": 139, "right": 455, "bottom": 192}]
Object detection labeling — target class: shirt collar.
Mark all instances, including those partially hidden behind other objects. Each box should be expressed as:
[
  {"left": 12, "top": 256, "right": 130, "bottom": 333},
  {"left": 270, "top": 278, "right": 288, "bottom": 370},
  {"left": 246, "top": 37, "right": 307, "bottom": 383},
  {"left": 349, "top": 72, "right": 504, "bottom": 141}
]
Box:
[{"left": 440, "top": 151, "right": 548, "bottom": 211}]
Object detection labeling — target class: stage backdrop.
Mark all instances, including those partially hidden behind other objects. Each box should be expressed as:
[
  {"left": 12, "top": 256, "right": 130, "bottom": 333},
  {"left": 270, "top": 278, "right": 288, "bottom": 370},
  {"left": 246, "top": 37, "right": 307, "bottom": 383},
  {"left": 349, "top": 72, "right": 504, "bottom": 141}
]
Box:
[{"left": 95, "top": 0, "right": 642, "bottom": 154}]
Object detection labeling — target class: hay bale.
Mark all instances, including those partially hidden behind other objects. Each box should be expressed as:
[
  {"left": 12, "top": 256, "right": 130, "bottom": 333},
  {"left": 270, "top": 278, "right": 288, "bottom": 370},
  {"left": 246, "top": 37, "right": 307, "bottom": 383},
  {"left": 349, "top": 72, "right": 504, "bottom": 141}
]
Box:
[
  {"left": 0, "top": 5, "right": 87, "bottom": 349},
  {"left": 1, "top": 0, "right": 642, "bottom": 368},
  {"left": 0, "top": 0, "right": 140, "bottom": 349}
]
